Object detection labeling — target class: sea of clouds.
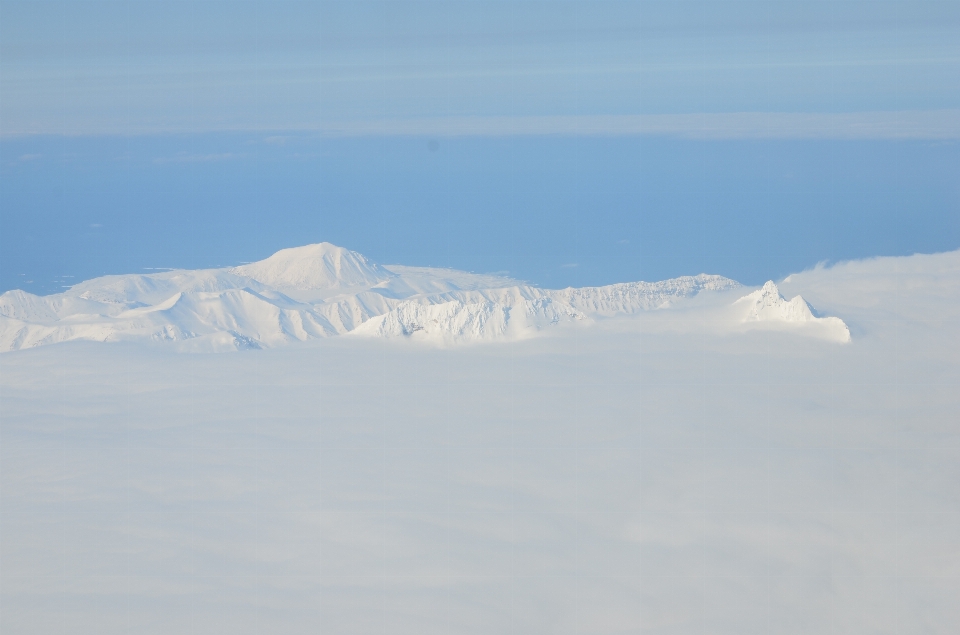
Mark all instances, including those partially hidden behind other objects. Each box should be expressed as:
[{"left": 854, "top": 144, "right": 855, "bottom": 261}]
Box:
[{"left": 1, "top": 250, "right": 958, "bottom": 634}]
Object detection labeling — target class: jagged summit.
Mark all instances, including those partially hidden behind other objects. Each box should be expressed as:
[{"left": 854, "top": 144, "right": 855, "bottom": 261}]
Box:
[
  {"left": 231, "top": 243, "right": 395, "bottom": 290},
  {"left": 735, "top": 280, "right": 850, "bottom": 342},
  {"left": 742, "top": 281, "right": 816, "bottom": 322}
]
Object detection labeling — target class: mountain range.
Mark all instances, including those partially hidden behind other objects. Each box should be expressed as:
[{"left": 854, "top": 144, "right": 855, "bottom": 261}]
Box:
[{"left": 0, "top": 243, "right": 848, "bottom": 351}]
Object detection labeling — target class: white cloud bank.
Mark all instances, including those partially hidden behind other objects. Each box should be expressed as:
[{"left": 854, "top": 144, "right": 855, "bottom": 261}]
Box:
[{"left": 1, "top": 248, "right": 958, "bottom": 633}]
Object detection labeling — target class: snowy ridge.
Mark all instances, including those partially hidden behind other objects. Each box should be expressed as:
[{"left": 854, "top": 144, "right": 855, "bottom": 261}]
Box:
[
  {"left": 352, "top": 297, "right": 586, "bottom": 342},
  {"left": 735, "top": 281, "right": 850, "bottom": 342},
  {"left": 554, "top": 276, "right": 737, "bottom": 314},
  {"left": 0, "top": 242, "right": 746, "bottom": 352},
  {"left": 348, "top": 275, "right": 740, "bottom": 342}
]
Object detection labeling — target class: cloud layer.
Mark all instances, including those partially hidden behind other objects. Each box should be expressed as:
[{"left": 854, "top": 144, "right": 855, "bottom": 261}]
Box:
[{"left": 2, "top": 249, "right": 958, "bottom": 632}]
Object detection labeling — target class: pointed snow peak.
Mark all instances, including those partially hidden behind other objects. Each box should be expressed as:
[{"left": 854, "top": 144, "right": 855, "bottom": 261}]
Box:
[
  {"left": 755, "top": 280, "right": 787, "bottom": 308},
  {"left": 734, "top": 280, "right": 851, "bottom": 342},
  {"left": 738, "top": 280, "right": 814, "bottom": 321},
  {"left": 231, "top": 243, "right": 394, "bottom": 290}
]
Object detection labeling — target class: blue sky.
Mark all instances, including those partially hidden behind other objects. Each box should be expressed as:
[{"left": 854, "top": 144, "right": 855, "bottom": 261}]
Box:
[{"left": 1, "top": 1, "right": 958, "bottom": 292}]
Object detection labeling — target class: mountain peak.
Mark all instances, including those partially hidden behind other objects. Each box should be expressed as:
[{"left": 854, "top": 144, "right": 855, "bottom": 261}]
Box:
[
  {"left": 760, "top": 280, "right": 780, "bottom": 295},
  {"left": 232, "top": 243, "right": 394, "bottom": 290},
  {"left": 740, "top": 280, "right": 814, "bottom": 321},
  {"left": 735, "top": 280, "right": 850, "bottom": 342}
]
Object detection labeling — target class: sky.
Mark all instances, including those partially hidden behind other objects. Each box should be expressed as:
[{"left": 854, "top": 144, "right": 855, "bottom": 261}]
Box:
[{"left": 1, "top": 0, "right": 958, "bottom": 291}]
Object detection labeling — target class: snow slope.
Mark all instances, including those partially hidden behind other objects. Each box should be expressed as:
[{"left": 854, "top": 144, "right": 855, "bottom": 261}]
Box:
[{"left": 0, "top": 242, "right": 755, "bottom": 351}]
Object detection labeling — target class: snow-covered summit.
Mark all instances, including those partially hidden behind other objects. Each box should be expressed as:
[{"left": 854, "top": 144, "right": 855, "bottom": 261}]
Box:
[
  {"left": 231, "top": 243, "right": 394, "bottom": 292},
  {"left": 735, "top": 281, "right": 850, "bottom": 342},
  {"left": 741, "top": 281, "right": 817, "bottom": 322}
]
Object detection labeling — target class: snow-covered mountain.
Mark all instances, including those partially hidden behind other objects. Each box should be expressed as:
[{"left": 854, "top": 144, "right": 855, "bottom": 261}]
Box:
[
  {"left": 231, "top": 242, "right": 394, "bottom": 294},
  {"left": 1, "top": 242, "right": 752, "bottom": 351},
  {"left": 734, "top": 281, "right": 851, "bottom": 342}
]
